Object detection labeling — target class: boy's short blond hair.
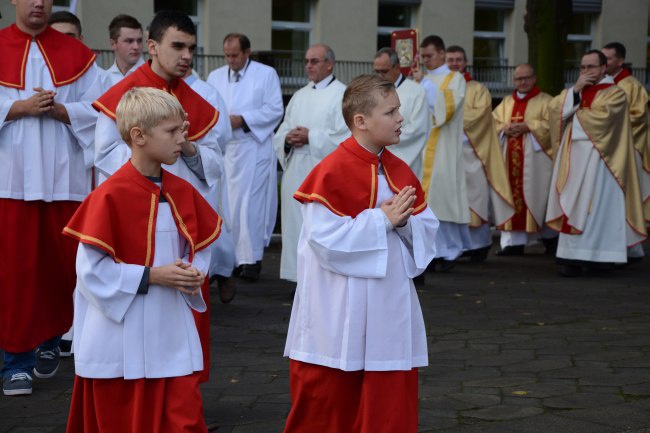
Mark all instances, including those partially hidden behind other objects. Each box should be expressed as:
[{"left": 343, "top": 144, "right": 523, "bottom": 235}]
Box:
[
  {"left": 342, "top": 74, "right": 395, "bottom": 129},
  {"left": 116, "top": 87, "right": 185, "bottom": 144}
]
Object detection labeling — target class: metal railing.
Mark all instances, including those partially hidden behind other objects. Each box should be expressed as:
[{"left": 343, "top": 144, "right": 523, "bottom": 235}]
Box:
[{"left": 94, "top": 50, "right": 650, "bottom": 98}]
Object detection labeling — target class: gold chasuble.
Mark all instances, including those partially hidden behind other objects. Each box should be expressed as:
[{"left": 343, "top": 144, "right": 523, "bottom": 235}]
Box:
[
  {"left": 547, "top": 85, "right": 646, "bottom": 238},
  {"left": 493, "top": 87, "right": 553, "bottom": 232},
  {"left": 615, "top": 69, "right": 650, "bottom": 221},
  {"left": 462, "top": 78, "right": 514, "bottom": 227}
]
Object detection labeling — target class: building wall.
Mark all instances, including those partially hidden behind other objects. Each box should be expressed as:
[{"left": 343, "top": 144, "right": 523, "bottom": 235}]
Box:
[{"left": 0, "top": 0, "right": 647, "bottom": 66}]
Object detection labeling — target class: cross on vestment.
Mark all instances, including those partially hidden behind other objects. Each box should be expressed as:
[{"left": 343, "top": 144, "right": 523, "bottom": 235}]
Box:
[{"left": 511, "top": 113, "right": 524, "bottom": 122}]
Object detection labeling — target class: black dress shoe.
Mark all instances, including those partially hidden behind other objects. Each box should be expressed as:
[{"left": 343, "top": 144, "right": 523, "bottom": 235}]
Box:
[
  {"left": 496, "top": 245, "right": 525, "bottom": 256},
  {"left": 470, "top": 246, "right": 490, "bottom": 263},
  {"left": 239, "top": 261, "right": 262, "bottom": 281}
]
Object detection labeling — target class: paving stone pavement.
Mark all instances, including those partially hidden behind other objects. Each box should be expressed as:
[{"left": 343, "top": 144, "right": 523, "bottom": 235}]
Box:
[{"left": 1, "top": 241, "right": 649, "bottom": 433}]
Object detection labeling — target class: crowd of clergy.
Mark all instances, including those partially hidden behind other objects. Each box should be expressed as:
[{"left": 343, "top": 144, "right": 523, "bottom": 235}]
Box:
[{"left": 1, "top": 0, "right": 648, "bottom": 411}]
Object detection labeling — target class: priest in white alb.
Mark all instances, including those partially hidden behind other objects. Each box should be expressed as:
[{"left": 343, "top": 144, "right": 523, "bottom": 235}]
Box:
[
  {"left": 414, "top": 35, "right": 468, "bottom": 270},
  {"left": 208, "top": 33, "right": 284, "bottom": 280},
  {"left": 546, "top": 50, "right": 647, "bottom": 277},
  {"left": 273, "top": 44, "right": 348, "bottom": 283},
  {"left": 373, "top": 47, "right": 430, "bottom": 179}
]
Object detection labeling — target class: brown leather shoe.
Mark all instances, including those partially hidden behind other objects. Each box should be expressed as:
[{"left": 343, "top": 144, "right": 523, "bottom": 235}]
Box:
[{"left": 216, "top": 276, "right": 237, "bottom": 303}]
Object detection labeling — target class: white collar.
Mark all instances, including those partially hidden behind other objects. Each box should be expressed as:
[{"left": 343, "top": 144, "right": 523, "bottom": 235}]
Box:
[
  {"left": 427, "top": 64, "right": 450, "bottom": 76},
  {"left": 312, "top": 74, "right": 335, "bottom": 90}
]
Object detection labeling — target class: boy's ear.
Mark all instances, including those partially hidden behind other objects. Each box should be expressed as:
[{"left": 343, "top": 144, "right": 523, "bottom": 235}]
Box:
[
  {"left": 353, "top": 113, "right": 367, "bottom": 131},
  {"left": 130, "top": 126, "right": 145, "bottom": 146}
]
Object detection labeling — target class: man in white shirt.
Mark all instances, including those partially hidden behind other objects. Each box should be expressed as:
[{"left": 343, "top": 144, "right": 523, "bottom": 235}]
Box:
[
  {"left": 102, "top": 14, "right": 144, "bottom": 89},
  {"left": 207, "top": 33, "right": 284, "bottom": 280},
  {"left": 273, "top": 44, "right": 349, "bottom": 283}
]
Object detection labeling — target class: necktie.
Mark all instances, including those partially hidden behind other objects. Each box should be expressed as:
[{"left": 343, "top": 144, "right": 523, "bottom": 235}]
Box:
[{"left": 233, "top": 72, "right": 241, "bottom": 83}]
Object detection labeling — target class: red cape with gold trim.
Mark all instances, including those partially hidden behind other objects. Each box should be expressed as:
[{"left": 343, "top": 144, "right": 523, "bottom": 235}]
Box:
[
  {"left": 63, "top": 161, "right": 221, "bottom": 266},
  {"left": 294, "top": 136, "right": 427, "bottom": 218},
  {"left": 93, "top": 62, "right": 219, "bottom": 142},
  {"left": 0, "top": 24, "right": 96, "bottom": 90}
]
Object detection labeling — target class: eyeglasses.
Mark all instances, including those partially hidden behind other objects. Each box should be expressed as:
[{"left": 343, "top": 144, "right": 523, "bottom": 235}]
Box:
[
  {"left": 374, "top": 69, "right": 392, "bottom": 75},
  {"left": 513, "top": 75, "right": 534, "bottom": 82},
  {"left": 304, "top": 58, "right": 326, "bottom": 65},
  {"left": 580, "top": 64, "right": 602, "bottom": 71}
]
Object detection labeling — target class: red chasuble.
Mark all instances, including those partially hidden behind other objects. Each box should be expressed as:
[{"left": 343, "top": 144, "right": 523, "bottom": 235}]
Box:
[
  {"left": 93, "top": 61, "right": 219, "bottom": 141},
  {"left": 502, "top": 86, "right": 542, "bottom": 231},
  {"left": 294, "top": 136, "right": 428, "bottom": 218},
  {"left": 0, "top": 24, "right": 96, "bottom": 89},
  {"left": 63, "top": 161, "right": 221, "bottom": 265}
]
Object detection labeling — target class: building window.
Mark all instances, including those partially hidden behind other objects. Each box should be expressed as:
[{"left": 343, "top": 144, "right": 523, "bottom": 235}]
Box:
[
  {"left": 377, "top": 3, "right": 415, "bottom": 51},
  {"left": 565, "top": 13, "right": 593, "bottom": 68},
  {"left": 52, "top": 0, "right": 71, "bottom": 12},
  {"left": 473, "top": 9, "right": 507, "bottom": 67},
  {"left": 272, "top": 0, "right": 312, "bottom": 58},
  {"left": 154, "top": 0, "right": 201, "bottom": 47}
]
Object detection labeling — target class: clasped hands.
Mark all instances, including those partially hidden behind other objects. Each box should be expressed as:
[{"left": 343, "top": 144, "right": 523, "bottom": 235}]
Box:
[
  {"left": 149, "top": 258, "right": 205, "bottom": 296},
  {"left": 380, "top": 186, "right": 416, "bottom": 228}
]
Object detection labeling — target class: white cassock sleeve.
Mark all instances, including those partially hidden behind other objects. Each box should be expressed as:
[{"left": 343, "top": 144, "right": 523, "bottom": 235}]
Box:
[
  {"left": 62, "top": 65, "right": 103, "bottom": 163},
  {"left": 303, "top": 202, "right": 439, "bottom": 279},
  {"left": 75, "top": 242, "right": 210, "bottom": 324},
  {"left": 421, "top": 76, "right": 466, "bottom": 128},
  {"left": 75, "top": 243, "right": 146, "bottom": 324},
  {"left": 241, "top": 70, "right": 284, "bottom": 143},
  {"left": 189, "top": 127, "right": 223, "bottom": 188},
  {"left": 94, "top": 112, "right": 130, "bottom": 181}
]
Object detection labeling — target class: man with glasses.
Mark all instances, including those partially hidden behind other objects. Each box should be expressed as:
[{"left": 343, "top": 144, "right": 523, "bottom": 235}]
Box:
[
  {"left": 273, "top": 44, "right": 348, "bottom": 283},
  {"left": 208, "top": 33, "right": 283, "bottom": 281},
  {"left": 445, "top": 46, "right": 514, "bottom": 262},
  {"left": 373, "top": 47, "right": 430, "bottom": 179},
  {"left": 546, "top": 50, "right": 646, "bottom": 276},
  {"left": 493, "top": 64, "right": 556, "bottom": 256}
]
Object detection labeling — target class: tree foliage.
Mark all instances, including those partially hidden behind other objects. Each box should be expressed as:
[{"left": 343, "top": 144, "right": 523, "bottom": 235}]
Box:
[{"left": 524, "top": 0, "right": 572, "bottom": 95}]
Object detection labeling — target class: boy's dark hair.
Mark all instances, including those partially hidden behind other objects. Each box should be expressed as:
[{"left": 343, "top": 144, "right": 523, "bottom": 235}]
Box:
[
  {"left": 603, "top": 42, "right": 626, "bottom": 59},
  {"left": 48, "top": 11, "right": 82, "bottom": 36},
  {"left": 342, "top": 74, "right": 395, "bottom": 129},
  {"left": 420, "top": 35, "right": 445, "bottom": 51},
  {"left": 446, "top": 45, "right": 467, "bottom": 61},
  {"left": 584, "top": 49, "right": 607, "bottom": 66},
  {"left": 148, "top": 10, "right": 196, "bottom": 43},
  {"left": 223, "top": 33, "right": 251, "bottom": 51},
  {"left": 109, "top": 14, "right": 142, "bottom": 41}
]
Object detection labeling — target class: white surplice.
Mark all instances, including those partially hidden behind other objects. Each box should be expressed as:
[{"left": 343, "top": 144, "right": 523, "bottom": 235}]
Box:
[
  {"left": 284, "top": 174, "right": 439, "bottom": 372},
  {"left": 389, "top": 75, "right": 431, "bottom": 179},
  {"left": 207, "top": 60, "right": 284, "bottom": 265},
  {"left": 272, "top": 76, "right": 349, "bottom": 282},
  {"left": 184, "top": 73, "right": 236, "bottom": 277},
  {"left": 72, "top": 202, "right": 209, "bottom": 379},
  {"left": 421, "top": 64, "right": 468, "bottom": 259},
  {"left": 0, "top": 41, "right": 102, "bottom": 201}
]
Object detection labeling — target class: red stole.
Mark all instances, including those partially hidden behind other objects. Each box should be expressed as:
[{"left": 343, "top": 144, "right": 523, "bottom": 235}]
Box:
[
  {"left": 93, "top": 62, "right": 219, "bottom": 142},
  {"left": 580, "top": 83, "right": 613, "bottom": 109},
  {"left": 463, "top": 72, "right": 472, "bottom": 82},
  {"left": 613, "top": 68, "right": 632, "bottom": 84},
  {"left": 0, "top": 24, "right": 96, "bottom": 90},
  {"left": 294, "top": 136, "right": 428, "bottom": 218},
  {"left": 63, "top": 161, "right": 221, "bottom": 265},
  {"left": 505, "top": 86, "right": 542, "bottom": 231}
]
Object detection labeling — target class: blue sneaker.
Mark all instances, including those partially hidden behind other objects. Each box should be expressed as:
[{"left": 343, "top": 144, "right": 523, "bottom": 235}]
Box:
[
  {"left": 33, "top": 347, "right": 60, "bottom": 379},
  {"left": 3, "top": 372, "right": 33, "bottom": 396}
]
